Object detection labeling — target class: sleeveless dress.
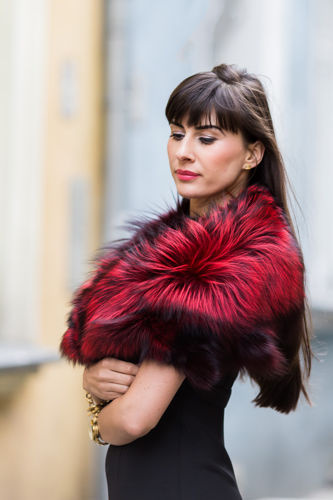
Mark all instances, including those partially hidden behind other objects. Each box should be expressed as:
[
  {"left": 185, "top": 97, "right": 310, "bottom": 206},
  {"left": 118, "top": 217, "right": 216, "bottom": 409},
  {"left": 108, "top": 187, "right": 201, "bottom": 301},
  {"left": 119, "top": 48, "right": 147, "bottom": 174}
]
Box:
[{"left": 105, "top": 371, "right": 242, "bottom": 500}]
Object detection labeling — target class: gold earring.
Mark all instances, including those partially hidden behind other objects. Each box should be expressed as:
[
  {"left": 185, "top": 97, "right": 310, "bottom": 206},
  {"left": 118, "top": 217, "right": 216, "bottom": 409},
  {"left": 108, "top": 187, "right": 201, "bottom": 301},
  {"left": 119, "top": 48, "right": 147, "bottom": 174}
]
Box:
[{"left": 244, "top": 164, "right": 252, "bottom": 170}]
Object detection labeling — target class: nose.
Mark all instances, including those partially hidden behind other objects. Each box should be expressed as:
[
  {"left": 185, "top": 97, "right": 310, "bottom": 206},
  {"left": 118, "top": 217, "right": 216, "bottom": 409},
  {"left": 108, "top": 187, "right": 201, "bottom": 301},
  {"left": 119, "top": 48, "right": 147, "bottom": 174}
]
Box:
[{"left": 175, "top": 136, "right": 195, "bottom": 162}]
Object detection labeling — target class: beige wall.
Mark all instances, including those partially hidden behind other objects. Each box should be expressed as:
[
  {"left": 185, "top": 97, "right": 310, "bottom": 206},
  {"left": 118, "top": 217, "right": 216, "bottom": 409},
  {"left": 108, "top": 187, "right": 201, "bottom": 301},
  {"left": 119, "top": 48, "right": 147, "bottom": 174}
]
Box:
[
  {"left": 0, "top": 1, "right": 104, "bottom": 499},
  {"left": 41, "top": 0, "right": 104, "bottom": 347}
]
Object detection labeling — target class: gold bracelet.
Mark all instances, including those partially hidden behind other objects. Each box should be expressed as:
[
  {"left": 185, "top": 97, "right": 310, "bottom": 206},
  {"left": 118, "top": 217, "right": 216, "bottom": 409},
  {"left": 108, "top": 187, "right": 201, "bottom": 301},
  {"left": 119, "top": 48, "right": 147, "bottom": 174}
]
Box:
[{"left": 85, "top": 392, "right": 110, "bottom": 445}]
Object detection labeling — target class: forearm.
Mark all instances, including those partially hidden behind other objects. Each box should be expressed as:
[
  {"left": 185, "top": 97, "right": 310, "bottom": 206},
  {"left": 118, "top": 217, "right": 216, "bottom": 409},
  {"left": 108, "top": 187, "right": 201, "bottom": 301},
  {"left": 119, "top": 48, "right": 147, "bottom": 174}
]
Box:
[{"left": 98, "top": 395, "right": 148, "bottom": 446}]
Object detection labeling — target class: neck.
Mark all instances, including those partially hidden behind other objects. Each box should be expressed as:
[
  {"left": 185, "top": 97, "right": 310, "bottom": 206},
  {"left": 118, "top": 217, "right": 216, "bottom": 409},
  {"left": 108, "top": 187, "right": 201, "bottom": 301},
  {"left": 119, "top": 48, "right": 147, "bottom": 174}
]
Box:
[
  {"left": 189, "top": 178, "right": 249, "bottom": 218},
  {"left": 189, "top": 197, "right": 225, "bottom": 218},
  {"left": 190, "top": 190, "right": 242, "bottom": 218}
]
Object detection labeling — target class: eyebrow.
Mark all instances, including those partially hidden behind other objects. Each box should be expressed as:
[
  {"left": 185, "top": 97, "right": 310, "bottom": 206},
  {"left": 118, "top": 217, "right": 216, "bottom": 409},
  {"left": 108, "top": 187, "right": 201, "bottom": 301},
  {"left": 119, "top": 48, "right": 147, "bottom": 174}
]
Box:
[{"left": 170, "top": 121, "right": 222, "bottom": 131}]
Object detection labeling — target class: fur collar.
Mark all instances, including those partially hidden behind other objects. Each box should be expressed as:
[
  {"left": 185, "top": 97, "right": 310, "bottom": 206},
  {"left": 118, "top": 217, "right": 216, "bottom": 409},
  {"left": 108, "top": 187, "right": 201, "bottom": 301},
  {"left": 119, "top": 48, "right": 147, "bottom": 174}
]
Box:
[{"left": 60, "top": 183, "right": 305, "bottom": 391}]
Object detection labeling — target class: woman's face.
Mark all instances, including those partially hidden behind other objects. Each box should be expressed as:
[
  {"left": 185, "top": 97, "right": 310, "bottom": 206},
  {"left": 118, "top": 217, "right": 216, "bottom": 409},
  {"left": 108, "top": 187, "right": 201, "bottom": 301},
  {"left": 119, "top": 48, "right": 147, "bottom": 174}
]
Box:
[{"left": 167, "top": 113, "right": 257, "bottom": 214}]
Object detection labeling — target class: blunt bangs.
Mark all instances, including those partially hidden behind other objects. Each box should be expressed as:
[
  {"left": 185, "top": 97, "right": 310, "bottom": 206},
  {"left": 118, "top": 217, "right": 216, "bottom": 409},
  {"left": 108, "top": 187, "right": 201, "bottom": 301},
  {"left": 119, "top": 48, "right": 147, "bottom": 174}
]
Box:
[{"left": 165, "top": 73, "right": 243, "bottom": 134}]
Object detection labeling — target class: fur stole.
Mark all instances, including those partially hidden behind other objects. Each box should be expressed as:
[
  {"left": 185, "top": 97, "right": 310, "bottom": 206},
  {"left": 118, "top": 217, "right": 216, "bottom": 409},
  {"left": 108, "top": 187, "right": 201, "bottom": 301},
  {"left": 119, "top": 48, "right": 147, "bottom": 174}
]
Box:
[{"left": 60, "top": 183, "right": 305, "bottom": 391}]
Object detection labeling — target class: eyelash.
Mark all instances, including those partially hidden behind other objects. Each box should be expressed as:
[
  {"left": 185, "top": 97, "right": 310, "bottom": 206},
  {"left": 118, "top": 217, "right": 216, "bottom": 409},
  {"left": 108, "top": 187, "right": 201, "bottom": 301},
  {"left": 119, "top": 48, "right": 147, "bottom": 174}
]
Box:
[{"left": 169, "top": 133, "right": 216, "bottom": 145}]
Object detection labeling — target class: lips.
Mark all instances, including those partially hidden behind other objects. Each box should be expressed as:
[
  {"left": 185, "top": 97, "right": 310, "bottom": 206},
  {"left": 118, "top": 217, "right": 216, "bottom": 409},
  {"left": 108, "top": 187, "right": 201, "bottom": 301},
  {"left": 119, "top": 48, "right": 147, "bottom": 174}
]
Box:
[{"left": 176, "top": 169, "right": 200, "bottom": 178}]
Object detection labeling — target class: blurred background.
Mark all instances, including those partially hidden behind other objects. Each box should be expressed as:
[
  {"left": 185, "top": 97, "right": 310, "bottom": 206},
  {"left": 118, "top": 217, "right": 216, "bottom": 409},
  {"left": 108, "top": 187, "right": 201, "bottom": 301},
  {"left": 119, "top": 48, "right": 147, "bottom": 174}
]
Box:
[{"left": 0, "top": 0, "right": 332, "bottom": 499}]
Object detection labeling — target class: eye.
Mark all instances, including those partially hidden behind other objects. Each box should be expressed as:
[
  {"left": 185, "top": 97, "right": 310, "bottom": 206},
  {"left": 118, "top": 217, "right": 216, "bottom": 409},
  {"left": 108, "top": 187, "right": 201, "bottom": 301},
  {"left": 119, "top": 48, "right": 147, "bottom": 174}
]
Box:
[
  {"left": 169, "top": 133, "right": 184, "bottom": 141},
  {"left": 199, "top": 137, "right": 216, "bottom": 145}
]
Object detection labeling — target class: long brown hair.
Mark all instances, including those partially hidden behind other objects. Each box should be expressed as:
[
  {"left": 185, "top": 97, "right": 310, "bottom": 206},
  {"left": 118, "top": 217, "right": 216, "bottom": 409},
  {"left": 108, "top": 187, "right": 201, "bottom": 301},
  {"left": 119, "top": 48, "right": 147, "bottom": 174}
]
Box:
[{"left": 165, "top": 63, "right": 313, "bottom": 414}]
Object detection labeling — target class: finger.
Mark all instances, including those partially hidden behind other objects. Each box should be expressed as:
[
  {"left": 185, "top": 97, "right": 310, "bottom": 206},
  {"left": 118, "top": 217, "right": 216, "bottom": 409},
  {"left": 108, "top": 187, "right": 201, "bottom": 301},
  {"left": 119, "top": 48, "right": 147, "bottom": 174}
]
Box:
[
  {"left": 95, "top": 386, "right": 129, "bottom": 400},
  {"left": 107, "top": 392, "right": 122, "bottom": 400},
  {"left": 90, "top": 369, "right": 136, "bottom": 386},
  {"left": 102, "top": 358, "right": 139, "bottom": 376},
  {"left": 112, "top": 360, "right": 139, "bottom": 376},
  {"left": 106, "top": 372, "right": 135, "bottom": 386},
  {"left": 92, "top": 390, "right": 119, "bottom": 401},
  {"left": 90, "top": 382, "right": 129, "bottom": 399},
  {"left": 105, "top": 382, "right": 129, "bottom": 394}
]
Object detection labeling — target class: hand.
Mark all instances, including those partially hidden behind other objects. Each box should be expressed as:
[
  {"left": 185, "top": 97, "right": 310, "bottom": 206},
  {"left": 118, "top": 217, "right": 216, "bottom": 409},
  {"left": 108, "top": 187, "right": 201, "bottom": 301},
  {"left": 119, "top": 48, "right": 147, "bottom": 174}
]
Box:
[{"left": 83, "top": 358, "right": 139, "bottom": 402}]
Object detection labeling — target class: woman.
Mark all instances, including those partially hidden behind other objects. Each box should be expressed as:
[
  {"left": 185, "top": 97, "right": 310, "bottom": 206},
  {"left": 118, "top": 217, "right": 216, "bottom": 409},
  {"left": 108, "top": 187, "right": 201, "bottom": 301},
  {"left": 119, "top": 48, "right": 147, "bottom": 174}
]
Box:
[{"left": 60, "top": 63, "right": 313, "bottom": 500}]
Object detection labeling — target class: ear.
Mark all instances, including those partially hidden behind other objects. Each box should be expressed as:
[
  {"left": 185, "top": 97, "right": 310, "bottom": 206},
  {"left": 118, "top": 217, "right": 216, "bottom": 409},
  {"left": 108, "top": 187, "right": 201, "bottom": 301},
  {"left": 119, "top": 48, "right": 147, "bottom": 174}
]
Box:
[{"left": 242, "top": 141, "right": 265, "bottom": 170}]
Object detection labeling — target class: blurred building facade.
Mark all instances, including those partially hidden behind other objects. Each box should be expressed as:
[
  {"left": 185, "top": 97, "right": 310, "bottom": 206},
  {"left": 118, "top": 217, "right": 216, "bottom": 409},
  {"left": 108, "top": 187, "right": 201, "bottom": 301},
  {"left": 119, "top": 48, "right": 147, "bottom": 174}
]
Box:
[
  {"left": 0, "top": 0, "right": 104, "bottom": 499},
  {"left": 0, "top": 0, "right": 332, "bottom": 499}
]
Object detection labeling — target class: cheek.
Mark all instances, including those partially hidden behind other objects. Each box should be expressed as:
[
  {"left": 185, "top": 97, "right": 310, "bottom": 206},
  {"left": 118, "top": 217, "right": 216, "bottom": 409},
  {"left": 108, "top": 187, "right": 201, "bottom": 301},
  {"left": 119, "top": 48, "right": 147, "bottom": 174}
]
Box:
[{"left": 205, "top": 142, "right": 244, "bottom": 169}]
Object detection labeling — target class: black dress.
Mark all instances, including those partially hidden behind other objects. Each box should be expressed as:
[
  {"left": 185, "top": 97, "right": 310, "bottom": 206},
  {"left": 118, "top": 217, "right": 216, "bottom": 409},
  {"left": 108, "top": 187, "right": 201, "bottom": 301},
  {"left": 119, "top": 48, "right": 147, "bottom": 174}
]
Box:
[{"left": 105, "top": 371, "right": 242, "bottom": 500}]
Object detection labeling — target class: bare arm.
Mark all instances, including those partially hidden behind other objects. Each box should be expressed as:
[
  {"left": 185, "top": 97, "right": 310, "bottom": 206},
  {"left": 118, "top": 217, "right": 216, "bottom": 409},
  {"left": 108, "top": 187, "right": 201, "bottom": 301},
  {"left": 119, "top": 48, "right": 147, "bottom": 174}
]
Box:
[{"left": 98, "top": 359, "right": 186, "bottom": 445}]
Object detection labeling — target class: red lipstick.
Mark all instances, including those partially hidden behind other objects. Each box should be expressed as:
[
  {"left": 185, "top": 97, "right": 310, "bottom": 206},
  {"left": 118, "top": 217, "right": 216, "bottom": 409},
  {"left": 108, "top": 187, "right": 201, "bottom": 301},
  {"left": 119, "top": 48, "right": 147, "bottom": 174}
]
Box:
[{"left": 176, "top": 169, "right": 200, "bottom": 181}]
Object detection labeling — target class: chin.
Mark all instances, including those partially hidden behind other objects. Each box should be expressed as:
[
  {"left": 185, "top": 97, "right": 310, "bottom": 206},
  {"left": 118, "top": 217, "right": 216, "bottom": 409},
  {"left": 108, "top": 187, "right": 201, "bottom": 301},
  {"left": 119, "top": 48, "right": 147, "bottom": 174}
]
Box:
[
  {"left": 176, "top": 188, "right": 217, "bottom": 202},
  {"left": 177, "top": 190, "right": 200, "bottom": 200},
  {"left": 173, "top": 184, "right": 203, "bottom": 200}
]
